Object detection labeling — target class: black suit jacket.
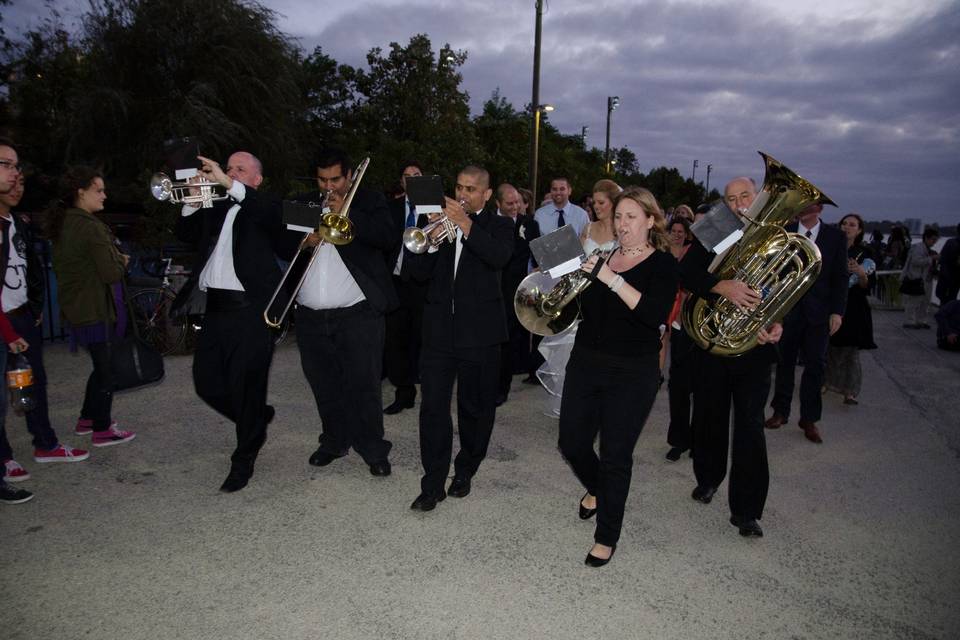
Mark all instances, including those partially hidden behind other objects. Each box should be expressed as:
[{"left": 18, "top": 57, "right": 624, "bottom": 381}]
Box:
[
  {"left": 785, "top": 222, "right": 848, "bottom": 324},
  {"left": 174, "top": 185, "right": 284, "bottom": 307},
  {"left": 406, "top": 207, "right": 515, "bottom": 350},
  {"left": 290, "top": 188, "right": 399, "bottom": 314}
]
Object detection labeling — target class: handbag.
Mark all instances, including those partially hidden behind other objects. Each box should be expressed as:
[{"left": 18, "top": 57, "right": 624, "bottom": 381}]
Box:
[
  {"left": 111, "top": 280, "right": 165, "bottom": 391},
  {"left": 899, "top": 277, "right": 924, "bottom": 296}
]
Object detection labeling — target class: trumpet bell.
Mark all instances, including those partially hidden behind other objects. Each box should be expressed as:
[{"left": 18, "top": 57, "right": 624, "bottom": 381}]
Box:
[
  {"left": 402, "top": 226, "right": 430, "bottom": 254},
  {"left": 319, "top": 213, "right": 353, "bottom": 245},
  {"left": 150, "top": 173, "right": 173, "bottom": 201},
  {"left": 514, "top": 270, "right": 583, "bottom": 337}
]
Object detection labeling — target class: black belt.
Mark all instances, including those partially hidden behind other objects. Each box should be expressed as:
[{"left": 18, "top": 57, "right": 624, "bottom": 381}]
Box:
[
  {"left": 296, "top": 300, "right": 371, "bottom": 319},
  {"left": 206, "top": 288, "right": 251, "bottom": 312},
  {"left": 6, "top": 304, "right": 32, "bottom": 319}
]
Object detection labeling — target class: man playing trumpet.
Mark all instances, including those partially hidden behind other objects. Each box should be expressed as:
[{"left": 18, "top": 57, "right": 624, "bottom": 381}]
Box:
[{"left": 405, "top": 165, "right": 514, "bottom": 511}]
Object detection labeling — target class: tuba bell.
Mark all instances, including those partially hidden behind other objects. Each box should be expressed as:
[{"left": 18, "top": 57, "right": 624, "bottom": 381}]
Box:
[
  {"left": 681, "top": 151, "right": 834, "bottom": 356},
  {"left": 514, "top": 246, "right": 616, "bottom": 336}
]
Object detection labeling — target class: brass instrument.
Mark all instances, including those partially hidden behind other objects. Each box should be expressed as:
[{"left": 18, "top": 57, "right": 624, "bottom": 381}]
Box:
[
  {"left": 514, "top": 246, "right": 617, "bottom": 336},
  {"left": 681, "top": 151, "right": 834, "bottom": 356},
  {"left": 402, "top": 214, "right": 457, "bottom": 254},
  {"left": 149, "top": 172, "right": 227, "bottom": 208},
  {"left": 263, "top": 157, "right": 370, "bottom": 329}
]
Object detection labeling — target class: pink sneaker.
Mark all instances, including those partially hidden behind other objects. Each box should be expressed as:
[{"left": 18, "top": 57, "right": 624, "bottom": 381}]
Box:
[
  {"left": 3, "top": 459, "right": 31, "bottom": 482},
  {"left": 76, "top": 419, "right": 118, "bottom": 436},
  {"left": 33, "top": 444, "right": 90, "bottom": 463},
  {"left": 91, "top": 425, "right": 136, "bottom": 448}
]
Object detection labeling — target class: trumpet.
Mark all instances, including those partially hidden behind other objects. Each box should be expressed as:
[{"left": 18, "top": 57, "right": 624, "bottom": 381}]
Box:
[
  {"left": 401, "top": 200, "right": 467, "bottom": 254},
  {"left": 263, "top": 157, "right": 370, "bottom": 329},
  {"left": 149, "top": 172, "right": 227, "bottom": 208}
]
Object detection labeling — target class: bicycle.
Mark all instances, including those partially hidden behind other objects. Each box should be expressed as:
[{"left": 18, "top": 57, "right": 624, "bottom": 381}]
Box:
[{"left": 128, "top": 257, "right": 195, "bottom": 355}]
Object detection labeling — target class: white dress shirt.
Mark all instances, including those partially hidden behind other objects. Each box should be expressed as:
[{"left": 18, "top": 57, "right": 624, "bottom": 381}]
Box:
[
  {"left": 184, "top": 181, "right": 248, "bottom": 292},
  {"left": 296, "top": 243, "right": 366, "bottom": 310}
]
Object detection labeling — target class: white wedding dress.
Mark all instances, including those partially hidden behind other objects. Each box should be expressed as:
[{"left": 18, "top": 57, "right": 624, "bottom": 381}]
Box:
[{"left": 535, "top": 235, "right": 618, "bottom": 418}]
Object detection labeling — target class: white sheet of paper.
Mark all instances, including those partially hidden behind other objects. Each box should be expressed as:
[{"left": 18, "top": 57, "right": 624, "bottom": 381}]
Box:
[
  {"left": 175, "top": 168, "right": 198, "bottom": 180},
  {"left": 547, "top": 256, "right": 583, "bottom": 279},
  {"left": 416, "top": 204, "right": 443, "bottom": 215}
]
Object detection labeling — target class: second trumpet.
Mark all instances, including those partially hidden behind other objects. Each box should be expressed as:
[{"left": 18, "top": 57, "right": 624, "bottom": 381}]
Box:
[{"left": 402, "top": 214, "right": 458, "bottom": 254}]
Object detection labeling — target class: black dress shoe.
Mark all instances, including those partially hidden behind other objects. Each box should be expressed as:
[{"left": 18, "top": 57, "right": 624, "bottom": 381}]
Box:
[
  {"left": 383, "top": 388, "right": 416, "bottom": 415},
  {"left": 368, "top": 460, "right": 392, "bottom": 477},
  {"left": 691, "top": 485, "right": 717, "bottom": 504},
  {"left": 219, "top": 469, "right": 251, "bottom": 493},
  {"left": 410, "top": 491, "right": 445, "bottom": 511},
  {"left": 730, "top": 515, "right": 764, "bottom": 537},
  {"left": 495, "top": 393, "right": 507, "bottom": 407},
  {"left": 264, "top": 405, "right": 275, "bottom": 424},
  {"left": 308, "top": 448, "right": 342, "bottom": 467},
  {"left": 665, "top": 447, "right": 687, "bottom": 462},
  {"left": 447, "top": 476, "right": 471, "bottom": 498},
  {"left": 584, "top": 545, "right": 616, "bottom": 567},
  {"left": 578, "top": 492, "right": 597, "bottom": 520}
]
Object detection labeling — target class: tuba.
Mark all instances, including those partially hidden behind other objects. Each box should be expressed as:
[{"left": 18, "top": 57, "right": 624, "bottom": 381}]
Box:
[
  {"left": 514, "top": 246, "right": 617, "bottom": 336},
  {"left": 681, "top": 151, "right": 834, "bottom": 356}
]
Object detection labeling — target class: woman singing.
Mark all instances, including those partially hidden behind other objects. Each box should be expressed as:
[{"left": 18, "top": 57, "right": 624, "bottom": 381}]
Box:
[
  {"left": 558, "top": 187, "right": 678, "bottom": 567},
  {"left": 48, "top": 167, "right": 135, "bottom": 447}
]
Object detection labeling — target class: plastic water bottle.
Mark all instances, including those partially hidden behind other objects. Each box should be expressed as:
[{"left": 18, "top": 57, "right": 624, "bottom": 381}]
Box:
[{"left": 7, "top": 353, "right": 37, "bottom": 416}]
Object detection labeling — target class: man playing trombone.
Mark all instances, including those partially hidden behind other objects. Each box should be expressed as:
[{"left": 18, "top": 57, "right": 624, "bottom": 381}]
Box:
[
  {"left": 174, "top": 151, "right": 284, "bottom": 493},
  {"left": 290, "top": 148, "right": 397, "bottom": 477},
  {"left": 405, "top": 165, "right": 514, "bottom": 511}
]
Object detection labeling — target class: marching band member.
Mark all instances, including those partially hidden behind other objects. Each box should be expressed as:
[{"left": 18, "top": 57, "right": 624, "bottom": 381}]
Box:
[
  {"left": 175, "top": 152, "right": 283, "bottom": 493},
  {"left": 406, "top": 165, "right": 514, "bottom": 512},
  {"left": 293, "top": 149, "right": 397, "bottom": 477},
  {"left": 557, "top": 186, "right": 678, "bottom": 567}
]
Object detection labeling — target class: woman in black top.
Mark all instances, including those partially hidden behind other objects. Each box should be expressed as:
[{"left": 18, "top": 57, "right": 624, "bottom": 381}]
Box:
[{"left": 557, "top": 187, "right": 678, "bottom": 567}]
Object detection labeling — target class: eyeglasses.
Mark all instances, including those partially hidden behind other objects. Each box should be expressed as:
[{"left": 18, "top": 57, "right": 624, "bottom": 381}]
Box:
[{"left": 0, "top": 161, "right": 22, "bottom": 173}]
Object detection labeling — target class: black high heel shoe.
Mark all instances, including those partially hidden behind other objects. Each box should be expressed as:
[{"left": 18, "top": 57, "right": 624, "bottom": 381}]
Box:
[
  {"left": 578, "top": 492, "right": 597, "bottom": 520},
  {"left": 584, "top": 544, "right": 616, "bottom": 567}
]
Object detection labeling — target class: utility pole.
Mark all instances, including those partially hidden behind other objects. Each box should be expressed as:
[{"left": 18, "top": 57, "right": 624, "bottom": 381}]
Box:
[
  {"left": 692, "top": 159, "right": 699, "bottom": 183},
  {"left": 581, "top": 125, "right": 589, "bottom": 147},
  {"left": 529, "top": 0, "right": 544, "bottom": 201},
  {"left": 604, "top": 96, "right": 619, "bottom": 173},
  {"left": 705, "top": 164, "right": 713, "bottom": 196}
]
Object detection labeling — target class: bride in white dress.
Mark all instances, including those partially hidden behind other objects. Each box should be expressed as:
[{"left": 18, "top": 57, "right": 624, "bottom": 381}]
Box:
[{"left": 537, "top": 179, "right": 621, "bottom": 417}]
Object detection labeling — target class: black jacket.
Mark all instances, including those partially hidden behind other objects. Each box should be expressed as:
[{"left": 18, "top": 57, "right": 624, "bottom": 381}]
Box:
[
  {"left": 290, "top": 187, "right": 399, "bottom": 314},
  {"left": 1, "top": 214, "right": 45, "bottom": 318},
  {"left": 174, "top": 184, "right": 285, "bottom": 307},
  {"left": 406, "top": 208, "right": 515, "bottom": 349},
  {"left": 785, "top": 222, "right": 848, "bottom": 323}
]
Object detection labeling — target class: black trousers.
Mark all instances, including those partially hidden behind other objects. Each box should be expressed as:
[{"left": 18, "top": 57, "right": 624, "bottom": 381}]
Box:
[
  {"left": 693, "top": 351, "right": 771, "bottom": 520},
  {"left": 193, "top": 304, "right": 274, "bottom": 471},
  {"left": 418, "top": 342, "right": 500, "bottom": 495},
  {"left": 666, "top": 328, "right": 697, "bottom": 451},
  {"left": 82, "top": 341, "right": 115, "bottom": 431},
  {"left": 498, "top": 295, "right": 531, "bottom": 397},
  {"left": 558, "top": 349, "right": 659, "bottom": 547},
  {"left": 384, "top": 276, "right": 425, "bottom": 394},
  {"left": 296, "top": 302, "right": 391, "bottom": 464},
  {"left": 771, "top": 313, "right": 829, "bottom": 422}
]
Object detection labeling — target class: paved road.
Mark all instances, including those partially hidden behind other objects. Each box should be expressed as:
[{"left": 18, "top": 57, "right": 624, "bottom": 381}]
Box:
[{"left": 2, "top": 308, "right": 958, "bottom": 640}]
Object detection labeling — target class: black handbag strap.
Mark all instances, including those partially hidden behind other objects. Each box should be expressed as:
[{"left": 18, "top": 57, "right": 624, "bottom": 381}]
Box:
[{"left": 119, "top": 278, "right": 144, "bottom": 341}]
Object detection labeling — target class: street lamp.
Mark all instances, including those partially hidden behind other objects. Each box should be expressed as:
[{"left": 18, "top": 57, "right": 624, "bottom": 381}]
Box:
[
  {"left": 692, "top": 159, "right": 699, "bottom": 182},
  {"left": 581, "top": 125, "right": 589, "bottom": 147},
  {"left": 529, "top": 0, "right": 545, "bottom": 201},
  {"left": 531, "top": 103, "right": 555, "bottom": 204},
  {"left": 604, "top": 96, "right": 620, "bottom": 174},
  {"left": 705, "top": 164, "right": 713, "bottom": 195}
]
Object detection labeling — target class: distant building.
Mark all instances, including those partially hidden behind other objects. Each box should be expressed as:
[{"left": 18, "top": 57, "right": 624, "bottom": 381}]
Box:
[{"left": 904, "top": 218, "right": 923, "bottom": 235}]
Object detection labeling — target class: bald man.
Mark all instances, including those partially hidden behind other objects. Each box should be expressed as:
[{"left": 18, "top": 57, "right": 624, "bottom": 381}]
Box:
[
  {"left": 175, "top": 151, "right": 286, "bottom": 492},
  {"left": 677, "top": 176, "right": 783, "bottom": 538}
]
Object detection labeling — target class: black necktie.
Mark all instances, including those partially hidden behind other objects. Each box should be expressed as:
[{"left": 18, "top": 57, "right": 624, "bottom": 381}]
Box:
[
  {"left": 805, "top": 229, "right": 812, "bottom": 239},
  {"left": 556, "top": 209, "right": 565, "bottom": 228},
  {"left": 406, "top": 202, "right": 416, "bottom": 228}
]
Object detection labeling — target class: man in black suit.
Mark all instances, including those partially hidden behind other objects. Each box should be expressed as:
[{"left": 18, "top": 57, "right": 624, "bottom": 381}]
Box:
[
  {"left": 293, "top": 149, "right": 398, "bottom": 476},
  {"left": 680, "top": 176, "right": 784, "bottom": 538},
  {"left": 765, "top": 203, "right": 848, "bottom": 443},
  {"left": 406, "top": 165, "right": 514, "bottom": 511},
  {"left": 175, "top": 151, "right": 285, "bottom": 492},
  {"left": 383, "top": 161, "right": 427, "bottom": 415},
  {"left": 495, "top": 183, "right": 540, "bottom": 406}
]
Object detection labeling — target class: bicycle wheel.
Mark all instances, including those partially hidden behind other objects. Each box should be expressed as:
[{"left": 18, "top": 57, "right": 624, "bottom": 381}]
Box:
[{"left": 128, "top": 288, "right": 187, "bottom": 356}]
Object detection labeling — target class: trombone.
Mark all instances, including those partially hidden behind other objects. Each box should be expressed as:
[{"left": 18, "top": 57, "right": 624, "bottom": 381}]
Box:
[
  {"left": 263, "top": 157, "right": 370, "bottom": 329},
  {"left": 149, "top": 172, "right": 227, "bottom": 208}
]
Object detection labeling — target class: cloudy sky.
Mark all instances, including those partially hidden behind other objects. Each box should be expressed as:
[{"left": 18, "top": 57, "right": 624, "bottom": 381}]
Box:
[{"left": 6, "top": 0, "right": 959, "bottom": 225}]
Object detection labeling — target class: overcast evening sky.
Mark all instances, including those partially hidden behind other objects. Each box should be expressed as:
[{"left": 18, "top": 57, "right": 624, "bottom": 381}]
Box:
[{"left": 5, "top": 0, "right": 959, "bottom": 226}]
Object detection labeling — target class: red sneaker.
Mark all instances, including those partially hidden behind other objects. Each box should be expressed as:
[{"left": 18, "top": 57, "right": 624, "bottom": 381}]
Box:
[
  {"left": 33, "top": 444, "right": 90, "bottom": 463},
  {"left": 92, "top": 425, "right": 136, "bottom": 448},
  {"left": 76, "top": 419, "right": 118, "bottom": 436},
  {"left": 3, "top": 459, "right": 31, "bottom": 482}
]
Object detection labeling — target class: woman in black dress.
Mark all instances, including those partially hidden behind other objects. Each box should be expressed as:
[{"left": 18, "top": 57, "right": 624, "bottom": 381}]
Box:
[
  {"left": 557, "top": 187, "right": 678, "bottom": 567},
  {"left": 825, "top": 214, "right": 877, "bottom": 404}
]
